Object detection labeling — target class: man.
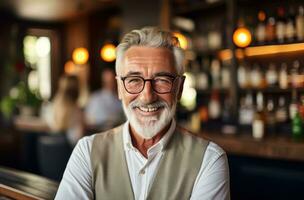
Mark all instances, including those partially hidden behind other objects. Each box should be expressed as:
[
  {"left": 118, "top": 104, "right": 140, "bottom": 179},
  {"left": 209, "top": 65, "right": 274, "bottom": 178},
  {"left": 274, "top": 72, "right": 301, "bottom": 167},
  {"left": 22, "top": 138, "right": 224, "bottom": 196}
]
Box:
[
  {"left": 55, "top": 27, "right": 230, "bottom": 200},
  {"left": 85, "top": 67, "right": 124, "bottom": 131}
]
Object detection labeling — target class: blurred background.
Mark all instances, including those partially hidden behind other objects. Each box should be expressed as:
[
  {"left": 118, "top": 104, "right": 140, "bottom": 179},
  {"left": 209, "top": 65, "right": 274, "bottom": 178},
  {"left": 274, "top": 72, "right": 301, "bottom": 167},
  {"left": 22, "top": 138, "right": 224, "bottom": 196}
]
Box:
[{"left": 1, "top": 0, "right": 304, "bottom": 199}]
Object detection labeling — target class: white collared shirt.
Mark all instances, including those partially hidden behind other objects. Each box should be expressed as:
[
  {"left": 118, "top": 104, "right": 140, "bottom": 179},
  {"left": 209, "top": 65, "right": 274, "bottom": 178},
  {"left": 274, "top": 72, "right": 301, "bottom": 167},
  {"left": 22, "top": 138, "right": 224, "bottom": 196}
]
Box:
[{"left": 55, "top": 120, "right": 230, "bottom": 200}]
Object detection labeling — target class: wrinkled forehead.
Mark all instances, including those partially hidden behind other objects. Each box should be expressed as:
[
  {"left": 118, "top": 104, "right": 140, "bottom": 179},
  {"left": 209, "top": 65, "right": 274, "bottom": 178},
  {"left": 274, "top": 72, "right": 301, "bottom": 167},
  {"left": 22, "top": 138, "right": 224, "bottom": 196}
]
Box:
[{"left": 122, "top": 46, "right": 176, "bottom": 74}]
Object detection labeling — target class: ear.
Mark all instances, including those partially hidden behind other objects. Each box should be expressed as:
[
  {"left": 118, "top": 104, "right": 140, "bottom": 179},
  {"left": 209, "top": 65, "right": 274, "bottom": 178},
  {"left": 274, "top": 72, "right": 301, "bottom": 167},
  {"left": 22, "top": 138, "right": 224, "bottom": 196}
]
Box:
[{"left": 177, "top": 76, "right": 185, "bottom": 100}]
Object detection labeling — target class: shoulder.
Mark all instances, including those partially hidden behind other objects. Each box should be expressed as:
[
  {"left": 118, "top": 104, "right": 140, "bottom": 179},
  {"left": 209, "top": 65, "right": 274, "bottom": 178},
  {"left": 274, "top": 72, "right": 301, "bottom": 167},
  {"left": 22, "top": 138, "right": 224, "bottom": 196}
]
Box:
[
  {"left": 176, "top": 126, "right": 226, "bottom": 157},
  {"left": 90, "top": 125, "right": 124, "bottom": 151},
  {"left": 176, "top": 126, "right": 209, "bottom": 146},
  {"left": 206, "top": 141, "right": 226, "bottom": 158},
  {"left": 75, "top": 134, "right": 95, "bottom": 155},
  {"left": 93, "top": 125, "right": 124, "bottom": 141}
]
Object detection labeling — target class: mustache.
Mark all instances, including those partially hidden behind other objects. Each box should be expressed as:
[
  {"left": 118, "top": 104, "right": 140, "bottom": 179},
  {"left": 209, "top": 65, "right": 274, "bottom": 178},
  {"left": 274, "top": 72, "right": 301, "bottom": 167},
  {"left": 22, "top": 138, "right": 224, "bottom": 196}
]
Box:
[{"left": 129, "top": 99, "right": 168, "bottom": 109}]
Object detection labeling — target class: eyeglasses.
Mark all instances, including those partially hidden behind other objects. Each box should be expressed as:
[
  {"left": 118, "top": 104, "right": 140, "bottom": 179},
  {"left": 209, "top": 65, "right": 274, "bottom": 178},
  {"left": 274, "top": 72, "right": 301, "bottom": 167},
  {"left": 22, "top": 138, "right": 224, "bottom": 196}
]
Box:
[{"left": 119, "top": 75, "right": 184, "bottom": 94}]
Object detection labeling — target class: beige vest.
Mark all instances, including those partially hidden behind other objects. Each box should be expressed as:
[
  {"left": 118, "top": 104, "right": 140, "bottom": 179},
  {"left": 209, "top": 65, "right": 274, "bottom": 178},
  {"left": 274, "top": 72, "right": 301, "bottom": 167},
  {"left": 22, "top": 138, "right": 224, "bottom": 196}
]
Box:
[{"left": 91, "top": 125, "right": 209, "bottom": 200}]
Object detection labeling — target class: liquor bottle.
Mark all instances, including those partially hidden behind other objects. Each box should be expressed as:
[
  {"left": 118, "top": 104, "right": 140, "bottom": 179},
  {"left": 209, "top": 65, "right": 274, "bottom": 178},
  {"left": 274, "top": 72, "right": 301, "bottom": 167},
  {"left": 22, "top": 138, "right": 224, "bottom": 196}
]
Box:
[
  {"left": 221, "top": 60, "right": 231, "bottom": 89},
  {"left": 296, "top": 6, "right": 304, "bottom": 41},
  {"left": 196, "top": 58, "right": 209, "bottom": 90},
  {"left": 208, "top": 90, "right": 221, "bottom": 120},
  {"left": 255, "top": 10, "right": 266, "bottom": 44},
  {"left": 199, "top": 104, "right": 209, "bottom": 123},
  {"left": 276, "top": 7, "right": 286, "bottom": 43},
  {"left": 237, "top": 62, "right": 250, "bottom": 89},
  {"left": 266, "top": 15, "right": 276, "bottom": 43},
  {"left": 239, "top": 93, "right": 255, "bottom": 126},
  {"left": 292, "top": 111, "right": 303, "bottom": 141},
  {"left": 250, "top": 64, "right": 264, "bottom": 89},
  {"left": 298, "top": 95, "right": 304, "bottom": 119},
  {"left": 208, "top": 24, "right": 222, "bottom": 50},
  {"left": 190, "top": 60, "right": 200, "bottom": 89},
  {"left": 265, "top": 63, "right": 278, "bottom": 87},
  {"left": 275, "top": 96, "right": 288, "bottom": 123},
  {"left": 279, "top": 62, "right": 289, "bottom": 89},
  {"left": 289, "top": 89, "right": 298, "bottom": 120},
  {"left": 285, "top": 6, "right": 296, "bottom": 42},
  {"left": 253, "top": 92, "right": 265, "bottom": 139},
  {"left": 222, "top": 94, "right": 236, "bottom": 135},
  {"left": 210, "top": 58, "right": 221, "bottom": 89},
  {"left": 290, "top": 60, "right": 300, "bottom": 88},
  {"left": 191, "top": 111, "right": 201, "bottom": 133},
  {"left": 266, "top": 97, "right": 277, "bottom": 136}
]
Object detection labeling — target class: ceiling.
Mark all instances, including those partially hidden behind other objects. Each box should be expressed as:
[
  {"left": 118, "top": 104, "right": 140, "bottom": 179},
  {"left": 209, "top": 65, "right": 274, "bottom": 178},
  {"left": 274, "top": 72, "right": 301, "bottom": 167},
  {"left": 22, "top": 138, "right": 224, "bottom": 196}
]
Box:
[{"left": 0, "top": 0, "right": 116, "bottom": 22}]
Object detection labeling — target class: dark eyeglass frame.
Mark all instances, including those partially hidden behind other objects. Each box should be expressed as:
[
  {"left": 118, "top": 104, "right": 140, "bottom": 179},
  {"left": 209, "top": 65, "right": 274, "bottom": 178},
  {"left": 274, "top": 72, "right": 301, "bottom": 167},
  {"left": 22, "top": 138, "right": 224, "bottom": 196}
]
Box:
[{"left": 118, "top": 75, "right": 185, "bottom": 94}]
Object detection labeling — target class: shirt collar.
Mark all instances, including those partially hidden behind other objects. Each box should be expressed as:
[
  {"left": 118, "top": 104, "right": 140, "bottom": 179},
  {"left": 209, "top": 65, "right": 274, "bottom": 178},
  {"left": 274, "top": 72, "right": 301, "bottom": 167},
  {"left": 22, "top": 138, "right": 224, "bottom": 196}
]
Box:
[{"left": 122, "top": 119, "right": 176, "bottom": 155}]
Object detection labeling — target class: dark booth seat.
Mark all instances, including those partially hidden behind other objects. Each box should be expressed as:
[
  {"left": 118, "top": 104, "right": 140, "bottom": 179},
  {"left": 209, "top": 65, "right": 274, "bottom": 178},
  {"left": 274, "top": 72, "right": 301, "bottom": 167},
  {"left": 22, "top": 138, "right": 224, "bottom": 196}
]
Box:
[{"left": 37, "top": 134, "right": 72, "bottom": 181}]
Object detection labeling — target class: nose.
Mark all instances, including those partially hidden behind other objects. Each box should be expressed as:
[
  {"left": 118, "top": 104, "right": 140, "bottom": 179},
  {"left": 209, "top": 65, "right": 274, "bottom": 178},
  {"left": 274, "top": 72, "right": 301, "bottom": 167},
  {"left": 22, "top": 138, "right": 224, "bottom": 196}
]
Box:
[{"left": 139, "top": 80, "right": 157, "bottom": 103}]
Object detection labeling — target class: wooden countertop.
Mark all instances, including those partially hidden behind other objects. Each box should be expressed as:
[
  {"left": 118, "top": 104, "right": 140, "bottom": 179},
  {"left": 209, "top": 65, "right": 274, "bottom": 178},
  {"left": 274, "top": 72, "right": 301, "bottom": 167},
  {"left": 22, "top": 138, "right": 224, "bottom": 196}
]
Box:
[
  {"left": 0, "top": 166, "right": 58, "bottom": 200},
  {"left": 13, "top": 116, "right": 304, "bottom": 161},
  {"left": 200, "top": 131, "right": 304, "bottom": 162}
]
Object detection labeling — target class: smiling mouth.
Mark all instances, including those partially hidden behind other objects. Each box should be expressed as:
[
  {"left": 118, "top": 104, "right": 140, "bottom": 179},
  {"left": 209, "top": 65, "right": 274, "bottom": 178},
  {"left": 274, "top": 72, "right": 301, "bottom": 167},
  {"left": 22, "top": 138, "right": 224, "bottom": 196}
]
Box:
[{"left": 135, "top": 106, "right": 163, "bottom": 114}]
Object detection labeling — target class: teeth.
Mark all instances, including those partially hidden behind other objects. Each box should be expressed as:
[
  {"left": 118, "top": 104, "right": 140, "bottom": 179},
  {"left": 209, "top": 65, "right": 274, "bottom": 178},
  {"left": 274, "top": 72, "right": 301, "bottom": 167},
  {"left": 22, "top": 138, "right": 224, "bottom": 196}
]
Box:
[{"left": 139, "top": 106, "right": 159, "bottom": 112}]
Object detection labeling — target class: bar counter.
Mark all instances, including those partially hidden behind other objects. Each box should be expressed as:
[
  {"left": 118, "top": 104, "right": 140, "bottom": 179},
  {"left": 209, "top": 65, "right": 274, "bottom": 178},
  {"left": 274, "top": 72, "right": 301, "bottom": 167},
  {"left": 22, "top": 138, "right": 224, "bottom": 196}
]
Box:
[
  {"left": 13, "top": 116, "right": 304, "bottom": 161},
  {"left": 200, "top": 131, "right": 304, "bottom": 162}
]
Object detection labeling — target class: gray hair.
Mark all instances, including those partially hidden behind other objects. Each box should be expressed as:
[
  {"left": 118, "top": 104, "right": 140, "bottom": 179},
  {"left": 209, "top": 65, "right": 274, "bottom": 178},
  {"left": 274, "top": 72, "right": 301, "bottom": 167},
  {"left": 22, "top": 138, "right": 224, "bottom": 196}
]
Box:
[{"left": 115, "top": 27, "right": 185, "bottom": 76}]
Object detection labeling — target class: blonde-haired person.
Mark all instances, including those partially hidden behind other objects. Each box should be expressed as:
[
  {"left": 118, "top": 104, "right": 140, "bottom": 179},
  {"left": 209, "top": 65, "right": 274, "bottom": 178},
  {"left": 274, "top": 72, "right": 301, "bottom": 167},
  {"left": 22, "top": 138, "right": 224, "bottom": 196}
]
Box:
[{"left": 46, "top": 75, "right": 85, "bottom": 147}]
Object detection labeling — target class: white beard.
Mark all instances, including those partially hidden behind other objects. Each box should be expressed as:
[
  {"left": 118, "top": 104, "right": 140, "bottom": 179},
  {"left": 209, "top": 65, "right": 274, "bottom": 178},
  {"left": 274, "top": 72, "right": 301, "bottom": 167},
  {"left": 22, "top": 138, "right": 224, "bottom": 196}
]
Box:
[{"left": 123, "top": 99, "right": 176, "bottom": 139}]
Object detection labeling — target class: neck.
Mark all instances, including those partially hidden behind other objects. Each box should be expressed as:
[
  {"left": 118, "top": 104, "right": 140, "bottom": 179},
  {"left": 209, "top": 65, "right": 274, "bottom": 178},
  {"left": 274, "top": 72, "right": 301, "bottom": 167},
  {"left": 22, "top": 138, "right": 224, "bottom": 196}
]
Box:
[{"left": 129, "top": 121, "right": 172, "bottom": 158}]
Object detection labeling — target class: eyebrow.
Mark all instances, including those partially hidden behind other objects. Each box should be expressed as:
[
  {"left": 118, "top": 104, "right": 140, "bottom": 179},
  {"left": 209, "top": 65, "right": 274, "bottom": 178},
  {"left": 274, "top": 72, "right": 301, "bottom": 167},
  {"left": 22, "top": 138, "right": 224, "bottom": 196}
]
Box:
[
  {"left": 124, "top": 71, "right": 176, "bottom": 77},
  {"left": 154, "top": 72, "right": 176, "bottom": 77},
  {"left": 125, "top": 71, "right": 142, "bottom": 76}
]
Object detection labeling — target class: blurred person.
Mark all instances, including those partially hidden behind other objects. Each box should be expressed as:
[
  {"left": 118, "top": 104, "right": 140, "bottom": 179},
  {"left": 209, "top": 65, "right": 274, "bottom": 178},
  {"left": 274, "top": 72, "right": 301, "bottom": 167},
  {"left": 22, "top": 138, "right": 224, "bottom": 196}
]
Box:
[
  {"left": 56, "top": 27, "right": 230, "bottom": 199},
  {"left": 85, "top": 67, "right": 124, "bottom": 130},
  {"left": 44, "top": 75, "right": 85, "bottom": 147}
]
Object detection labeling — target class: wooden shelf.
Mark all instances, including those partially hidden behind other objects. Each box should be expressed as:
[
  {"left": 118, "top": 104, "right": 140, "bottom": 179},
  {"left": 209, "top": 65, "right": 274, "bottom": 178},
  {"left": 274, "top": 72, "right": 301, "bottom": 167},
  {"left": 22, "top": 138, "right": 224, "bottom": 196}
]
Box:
[{"left": 237, "top": 42, "right": 304, "bottom": 57}]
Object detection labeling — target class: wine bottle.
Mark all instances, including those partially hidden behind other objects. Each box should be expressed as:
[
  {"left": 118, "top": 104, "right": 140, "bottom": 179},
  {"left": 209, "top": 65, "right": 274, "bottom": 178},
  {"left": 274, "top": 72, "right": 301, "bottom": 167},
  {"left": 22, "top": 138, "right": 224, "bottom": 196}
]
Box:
[
  {"left": 296, "top": 6, "right": 304, "bottom": 41},
  {"left": 275, "top": 96, "right": 288, "bottom": 123},
  {"left": 253, "top": 92, "right": 265, "bottom": 139},
  {"left": 276, "top": 7, "right": 286, "bottom": 43},
  {"left": 266, "top": 97, "right": 277, "bottom": 136},
  {"left": 285, "top": 6, "right": 296, "bottom": 42},
  {"left": 265, "top": 63, "right": 278, "bottom": 87},
  {"left": 279, "top": 62, "right": 289, "bottom": 89},
  {"left": 255, "top": 10, "right": 266, "bottom": 44}
]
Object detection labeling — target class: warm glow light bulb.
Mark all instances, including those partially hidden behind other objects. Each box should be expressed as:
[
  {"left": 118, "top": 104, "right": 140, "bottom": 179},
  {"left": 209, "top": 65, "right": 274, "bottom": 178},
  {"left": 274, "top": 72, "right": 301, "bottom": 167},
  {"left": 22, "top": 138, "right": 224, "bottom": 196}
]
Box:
[
  {"left": 64, "top": 60, "right": 76, "bottom": 74},
  {"left": 173, "top": 32, "right": 188, "bottom": 49},
  {"left": 72, "top": 47, "right": 89, "bottom": 65},
  {"left": 100, "top": 44, "right": 116, "bottom": 62},
  {"left": 233, "top": 27, "right": 252, "bottom": 48}
]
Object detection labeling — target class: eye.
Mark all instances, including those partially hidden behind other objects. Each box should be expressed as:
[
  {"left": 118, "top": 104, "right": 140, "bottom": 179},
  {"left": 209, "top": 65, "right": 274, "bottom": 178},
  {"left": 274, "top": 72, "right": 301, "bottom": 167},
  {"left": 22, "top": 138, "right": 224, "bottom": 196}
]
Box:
[
  {"left": 125, "top": 77, "right": 142, "bottom": 84},
  {"left": 154, "top": 76, "right": 173, "bottom": 84}
]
